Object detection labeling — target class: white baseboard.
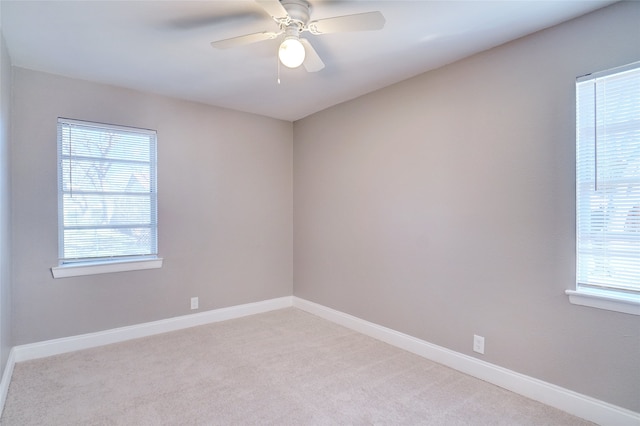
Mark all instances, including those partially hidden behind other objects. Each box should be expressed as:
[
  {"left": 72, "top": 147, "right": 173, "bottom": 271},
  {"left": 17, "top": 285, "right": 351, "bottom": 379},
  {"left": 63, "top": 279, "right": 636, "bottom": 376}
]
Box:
[
  {"left": 13, "top": 296, "right": 293, "bottom": 363},
  {"left": 293, "top": 296, "right": 640, "bottom": 426},
  {"left": 0, "top": 348, "right": 15, "bottom": 417}
]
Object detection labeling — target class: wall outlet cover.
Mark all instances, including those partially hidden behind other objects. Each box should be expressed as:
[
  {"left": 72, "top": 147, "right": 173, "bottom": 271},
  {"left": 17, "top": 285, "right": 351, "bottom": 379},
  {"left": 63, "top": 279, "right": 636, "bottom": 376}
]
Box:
[{"left": 473, "top": 334, "right": 485, "bottom": 354}]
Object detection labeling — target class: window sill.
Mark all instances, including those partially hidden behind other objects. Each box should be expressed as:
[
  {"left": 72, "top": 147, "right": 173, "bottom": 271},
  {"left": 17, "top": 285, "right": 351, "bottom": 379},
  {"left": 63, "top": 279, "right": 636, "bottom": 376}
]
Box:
[
  {"left": 566, "top": 289, "right": 640, "bottom": 316},
  {"left": 51, "top": 257, "right": 163, "bottom": 279}
]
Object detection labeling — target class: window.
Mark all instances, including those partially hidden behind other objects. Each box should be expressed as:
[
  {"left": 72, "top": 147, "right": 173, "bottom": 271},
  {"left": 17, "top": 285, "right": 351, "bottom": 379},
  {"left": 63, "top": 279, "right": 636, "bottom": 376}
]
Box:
[
  {"left": 51, "top": 118, "right": 162, "bottom": 278},
  {"left": 567, "top": 62, "right": 640, "bottom": 315}
]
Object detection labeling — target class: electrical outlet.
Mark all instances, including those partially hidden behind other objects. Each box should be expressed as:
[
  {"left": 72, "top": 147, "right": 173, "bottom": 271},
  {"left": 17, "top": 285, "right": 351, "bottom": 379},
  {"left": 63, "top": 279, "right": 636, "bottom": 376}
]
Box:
[
  {"left": 190, "top": 297, "right": 199, "bottom": 310},
  {"left": 473, "top": 334, "right": 485, "bottom": 354}
]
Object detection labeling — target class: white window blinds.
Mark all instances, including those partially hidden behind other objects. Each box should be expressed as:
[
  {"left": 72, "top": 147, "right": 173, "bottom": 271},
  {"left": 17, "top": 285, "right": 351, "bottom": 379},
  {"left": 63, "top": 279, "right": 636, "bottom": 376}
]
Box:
[
  {"left": 57, "top": 118, "right": 158, "bottom": 264},
  {"left": 576, "top": 62, "right": 640, "bottom": 296}
]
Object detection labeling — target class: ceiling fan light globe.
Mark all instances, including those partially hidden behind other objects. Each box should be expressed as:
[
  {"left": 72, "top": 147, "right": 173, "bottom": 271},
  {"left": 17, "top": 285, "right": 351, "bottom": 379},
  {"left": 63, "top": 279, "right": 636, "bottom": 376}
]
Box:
[{"left": 278, "top": 38, "right": 306, "bottom": 68}]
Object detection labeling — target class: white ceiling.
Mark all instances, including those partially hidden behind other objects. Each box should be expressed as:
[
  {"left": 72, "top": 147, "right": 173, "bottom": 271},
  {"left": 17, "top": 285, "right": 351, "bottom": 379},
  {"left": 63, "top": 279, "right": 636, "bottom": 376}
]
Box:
[{"left": 1, "top": 0, "right": 616, "bottom": 121}]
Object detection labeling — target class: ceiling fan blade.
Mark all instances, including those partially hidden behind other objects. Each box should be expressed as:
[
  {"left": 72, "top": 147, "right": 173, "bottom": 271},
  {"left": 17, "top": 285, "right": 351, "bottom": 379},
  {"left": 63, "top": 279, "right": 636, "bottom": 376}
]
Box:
[
  {"left": 211, "top": 31, "right": 279, "bottom": 49},
  {"left": 255, "top": 0, "right": 288, "bottom": 19},
  {"left": 300, "top": 38, "right": 325, "bottom": 72},
  {"left": 168, "top": 12, "right": 263, "bottom": 31},
  {"left": 308, "top": 11, "right": 385, "bottom": 35}
]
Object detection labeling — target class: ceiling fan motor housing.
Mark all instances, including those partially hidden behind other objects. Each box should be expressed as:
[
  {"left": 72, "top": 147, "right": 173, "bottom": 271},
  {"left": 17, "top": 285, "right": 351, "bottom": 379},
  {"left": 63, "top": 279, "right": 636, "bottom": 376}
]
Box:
[{"left": 280, "top": 0, "right": 310, "bottom": 29}]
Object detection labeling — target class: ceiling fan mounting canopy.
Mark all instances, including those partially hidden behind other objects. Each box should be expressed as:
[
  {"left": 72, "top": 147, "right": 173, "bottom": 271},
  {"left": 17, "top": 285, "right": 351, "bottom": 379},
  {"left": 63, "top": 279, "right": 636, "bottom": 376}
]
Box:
[
  {"left": 278, "top": 0, "right": 310, "bottom": 30},
  {"left": 210, "top": 0, "right": 386, "bottom": 72}
]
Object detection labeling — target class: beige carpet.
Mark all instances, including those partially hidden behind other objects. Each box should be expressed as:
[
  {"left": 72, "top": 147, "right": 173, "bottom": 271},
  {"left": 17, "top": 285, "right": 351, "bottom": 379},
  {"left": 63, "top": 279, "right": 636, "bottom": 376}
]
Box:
[{"left": 1, "top": 308, "right": 593, "bottom": 425}]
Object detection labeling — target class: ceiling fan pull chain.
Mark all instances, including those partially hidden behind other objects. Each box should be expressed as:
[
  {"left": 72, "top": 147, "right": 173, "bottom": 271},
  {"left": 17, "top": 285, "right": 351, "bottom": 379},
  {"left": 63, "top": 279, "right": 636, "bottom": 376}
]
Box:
[{"left": 277, "top": 53, "right": 281, "bottom": 84}]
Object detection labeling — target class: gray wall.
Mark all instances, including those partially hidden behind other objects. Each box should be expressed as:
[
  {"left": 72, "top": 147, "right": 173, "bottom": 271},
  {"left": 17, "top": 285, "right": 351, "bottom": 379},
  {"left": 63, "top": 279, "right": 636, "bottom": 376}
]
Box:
[
  {"left": 11, "top": 69, "right": 293, "bottom": 345},
  {"left": 293, "top": 1, "right": 640, "bottom": 412},
  {"left": 0, "top": 32, "right": 12, "bottom": 374}
]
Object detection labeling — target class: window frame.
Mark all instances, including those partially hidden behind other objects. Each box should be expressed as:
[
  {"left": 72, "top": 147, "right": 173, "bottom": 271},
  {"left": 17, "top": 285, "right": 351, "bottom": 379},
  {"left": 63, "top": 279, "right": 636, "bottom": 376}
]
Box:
[
  {"left": 567, "top": 62, "right": 640, "bottom": 316},
  {"left": 51, "top": 118, "right": 162, "bottom": 278}
]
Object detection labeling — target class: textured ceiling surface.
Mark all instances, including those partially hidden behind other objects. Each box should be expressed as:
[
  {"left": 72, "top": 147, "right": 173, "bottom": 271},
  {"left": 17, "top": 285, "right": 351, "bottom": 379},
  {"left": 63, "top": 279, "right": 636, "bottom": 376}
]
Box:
[{"left": 1, "top": 0, "right": 616, "bottom": 121}]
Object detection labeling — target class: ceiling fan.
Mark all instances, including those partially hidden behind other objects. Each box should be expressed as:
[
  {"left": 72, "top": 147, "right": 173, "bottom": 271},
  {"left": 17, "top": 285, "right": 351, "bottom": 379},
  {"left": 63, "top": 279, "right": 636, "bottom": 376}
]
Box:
[{"left": 210, "top": 0, "right": 386, "bottom": 72}]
